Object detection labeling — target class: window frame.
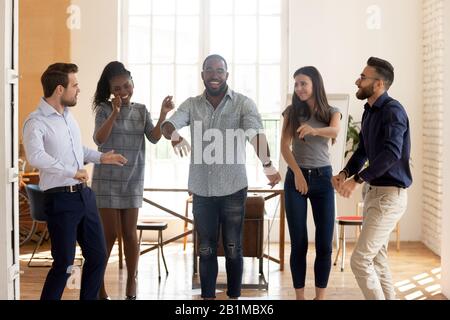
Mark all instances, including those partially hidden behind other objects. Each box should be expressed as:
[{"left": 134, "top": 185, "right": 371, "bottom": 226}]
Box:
[{"left": 120, "top": 0, "right": 289, "bottom": 216}]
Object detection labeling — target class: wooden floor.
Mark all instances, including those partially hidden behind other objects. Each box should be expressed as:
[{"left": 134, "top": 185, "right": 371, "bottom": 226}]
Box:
[{"left": 19, "top": 241, "right": 446, "bottom": 300}]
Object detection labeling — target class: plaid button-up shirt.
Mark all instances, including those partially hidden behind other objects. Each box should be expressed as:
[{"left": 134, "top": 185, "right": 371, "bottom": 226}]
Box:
[{"left": 162, "top": 88, "right": 264, "bottom": 197}]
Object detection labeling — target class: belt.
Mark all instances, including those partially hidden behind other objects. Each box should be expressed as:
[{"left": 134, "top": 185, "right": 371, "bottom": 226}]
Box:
[{"left": 45, "top": 182, "right": 88, "bottom": 193}]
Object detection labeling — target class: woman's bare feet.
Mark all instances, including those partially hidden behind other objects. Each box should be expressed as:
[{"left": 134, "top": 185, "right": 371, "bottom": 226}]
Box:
[
  {"left": 314, "top": 287, "right": 326, "bottom": 300},
  {"left": 295, "top": 288, "right": 305, "bottom": 300}
]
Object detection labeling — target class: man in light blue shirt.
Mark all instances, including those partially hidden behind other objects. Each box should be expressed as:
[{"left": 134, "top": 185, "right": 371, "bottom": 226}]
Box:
[
  {"left": 162, "top": 54, "right": 281, "bottom": 299},
  {"left": 23, "top": 63, "right": 127, "bottom": 300}
]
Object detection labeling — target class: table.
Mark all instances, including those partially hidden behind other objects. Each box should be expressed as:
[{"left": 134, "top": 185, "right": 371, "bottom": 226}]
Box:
[{"left": 142, "top": 187, "right": 285, "bottom": 271}]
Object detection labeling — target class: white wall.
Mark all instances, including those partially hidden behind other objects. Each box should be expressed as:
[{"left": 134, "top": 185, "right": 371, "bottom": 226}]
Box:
[
  {"left": 70, "top": 0, "right": 120, "bottom": 156},
  {"left": 441, "top": 0, "right": 450, "bottom": 300},
  {"left": 422, "top": 0, "right": 445, "bottom": 255},
  {"left": 289, "top": 0, "right": 423, "bottom": 241},
  {"left": 67, "top": 0, "right": 424, "bottom": 243}
]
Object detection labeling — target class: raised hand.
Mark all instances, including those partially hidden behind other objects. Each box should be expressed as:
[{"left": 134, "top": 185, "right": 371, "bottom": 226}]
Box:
[
  {"left": 160, "top": 96, "right": 175, "bottom": 117},
  {"left": 111, "top": 94, "right": 122, "bottom": 114}
]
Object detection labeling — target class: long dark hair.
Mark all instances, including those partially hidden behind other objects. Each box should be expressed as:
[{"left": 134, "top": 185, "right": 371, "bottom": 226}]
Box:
[
  {"left": 92, "top": 61, "right": 132, "bottom": 112},
  {"left": 283, "top": 66, "right": 333, "bottom": 140}
]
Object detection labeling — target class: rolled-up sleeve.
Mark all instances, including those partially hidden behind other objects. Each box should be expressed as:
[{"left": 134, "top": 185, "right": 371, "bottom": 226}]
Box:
[
  {"left": 240, "top": 97, "right": 263, "bottom": 141},
  {"left": 161, "top": 99, "right": 191, "bottom": 131},
  {"left": 23, "top": 119, "right": 77, "bottom": 178},
  {"left": 144, "top": 107, "right": 158, "bottom": 144}
]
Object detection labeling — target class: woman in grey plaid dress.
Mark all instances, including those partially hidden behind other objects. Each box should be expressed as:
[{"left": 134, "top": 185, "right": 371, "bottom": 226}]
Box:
[{"left": 91, "top": 61, "right": 174, "bottom": 300}]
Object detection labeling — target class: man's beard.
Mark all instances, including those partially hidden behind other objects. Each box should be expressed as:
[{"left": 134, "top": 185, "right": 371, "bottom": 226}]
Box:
[
  {"left": 204, "top": 81, "right": 228, "bottom": 97},
  {"left": 61, "top": 96, "right": 77, "bottom": 107},
  {"left": 356, "top": 85, "right": 374, "bottom": 100}
]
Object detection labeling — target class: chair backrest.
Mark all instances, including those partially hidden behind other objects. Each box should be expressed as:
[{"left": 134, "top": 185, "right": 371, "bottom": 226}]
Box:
[{"left": 24, "top": 184, "right": 48, "bottom": 222}]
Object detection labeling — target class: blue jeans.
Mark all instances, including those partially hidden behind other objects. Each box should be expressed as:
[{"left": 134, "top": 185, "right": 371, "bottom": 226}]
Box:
[
  {"left": 193, "top": 188, "right": 247, "bottom": 298},
  {"left": 284, "top": 166, "right": 335, "bottom": 288}
]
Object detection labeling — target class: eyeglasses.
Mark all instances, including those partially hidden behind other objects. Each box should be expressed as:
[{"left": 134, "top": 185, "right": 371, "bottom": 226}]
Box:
[
  {"left": 358, "top": 75, "right": 380, "bottom": 82},
  {"left": 203, "top": 68, "right": 226, "bottom": 76}
]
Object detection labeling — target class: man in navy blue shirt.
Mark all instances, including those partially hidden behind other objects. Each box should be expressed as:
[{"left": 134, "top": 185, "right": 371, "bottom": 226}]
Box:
[{"left": 332, "top": 57, "right": 412, "bottom": 299}]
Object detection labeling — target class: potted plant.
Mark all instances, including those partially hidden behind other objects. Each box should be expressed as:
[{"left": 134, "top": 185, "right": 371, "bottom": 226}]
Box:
[{"left": 345, "top": 114, "right": 361, "bottom": 159}]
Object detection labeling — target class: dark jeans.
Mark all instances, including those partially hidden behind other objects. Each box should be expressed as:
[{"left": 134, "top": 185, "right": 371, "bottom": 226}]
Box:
[
  {"left": 284, "top": 166, "right": 335, "bottom": 288},
  {"left": 193, "top": 188, "right": 247, "bottom": 299},
  {"left": 40, "top": 187, "right": 107, "bottom": 300}
]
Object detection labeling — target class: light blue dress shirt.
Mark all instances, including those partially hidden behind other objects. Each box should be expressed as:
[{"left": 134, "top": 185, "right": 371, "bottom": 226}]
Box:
[{"left": 23, "top": 98, "right": 102, "bottom": 191}]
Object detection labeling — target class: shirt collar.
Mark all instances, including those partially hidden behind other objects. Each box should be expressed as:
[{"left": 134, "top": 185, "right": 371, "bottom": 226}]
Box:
[
  {"left": 364, "top": 92, "right": 390, "bottom": 112},
  {"left": 38, "top": 97, "right": 68, "bottom": 117},
  {"left": 201, "top": 86, "right": 234, "bottom": 101}
]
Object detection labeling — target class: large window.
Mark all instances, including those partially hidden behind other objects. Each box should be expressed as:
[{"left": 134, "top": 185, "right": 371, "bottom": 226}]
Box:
[{"left": 122, "top": 0, "right": 287, "bottom": 194}]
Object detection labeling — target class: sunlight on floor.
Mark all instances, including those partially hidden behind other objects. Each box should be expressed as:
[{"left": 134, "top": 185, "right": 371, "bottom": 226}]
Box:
[{"left": 395, "top": 268, "right": 442, "bottom": 300}]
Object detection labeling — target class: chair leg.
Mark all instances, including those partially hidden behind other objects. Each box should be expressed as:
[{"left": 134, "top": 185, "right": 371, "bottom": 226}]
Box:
[
  {"left": 157, "top": 232, "right": 161, "bottom": 281},
  {"left": 21, "top": 220, "right": 38, "bottom": 246},
  {"left": 259, "top": 255, "right": 263, "bottom": 275},
  {"left": 117, "top": 216, "right": 123, "bottom": 270},
  {"left": 333, "top": 225, "right": 342, "bottom": 266},
  {"left": 138, "top": 230, "right": 143, "bottom": 257},
  {"left": 193, "top": 228, "right": 198, "bottom": 275},
  {"left": 159, "top": 230, "right": 169, "bottom": 275},
  {"left": 334, "top": 221, "right": 339, "bottom": 251},
  {"left": 28, "top": 227, "right": 49, "bottom": 267},
  {"left": 396, "top": 222, "right": 400, "bottom": 251},
  {"left": 183, "top": 200, "right": 189, "bottom": 251},
  {"left": 341, "top": 227, "right": 346, "bottom": 272}
]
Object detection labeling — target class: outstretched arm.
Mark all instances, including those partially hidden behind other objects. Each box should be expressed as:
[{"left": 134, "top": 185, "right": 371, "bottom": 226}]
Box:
[{"left": 250, "top": 133, "right": 281, "bottom": 188}]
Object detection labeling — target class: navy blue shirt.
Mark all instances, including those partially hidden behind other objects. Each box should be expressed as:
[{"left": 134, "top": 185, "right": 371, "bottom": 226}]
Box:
[{"left": 344, "top": 92, "right": 412, "bottom": 188}]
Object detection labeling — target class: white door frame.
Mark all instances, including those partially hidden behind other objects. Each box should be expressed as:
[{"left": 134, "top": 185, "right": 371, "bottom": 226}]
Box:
[{"left": 0, "top": 0, "right": 20, "bottom": 300}]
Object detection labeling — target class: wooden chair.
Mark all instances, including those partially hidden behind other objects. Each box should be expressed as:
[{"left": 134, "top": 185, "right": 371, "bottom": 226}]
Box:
[
  {"left": 117, "top": 220, "right": 169, "bottom": 280},
  {"left": 24, "top": 184, "right": 51, "bottom": 267},
  {"left": 192, "top": 195, "right": 267, "bottom": 289},
  {"left": 333, "top": 202, "right": 364, "bottom": 272},
  {"left": 137, "top": 221, "right": 169, "bottom": 280},
  {"left": 183, "top": 196, "right": 193, "bottom": 251},
  {"left": 334, "top": 202, "right": 401, "bottom": 272}
]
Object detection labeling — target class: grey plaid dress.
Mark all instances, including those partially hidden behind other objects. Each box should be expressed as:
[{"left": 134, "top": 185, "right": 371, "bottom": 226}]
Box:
[{"left": 91, "top": 102, "right": 158, "bottom": 208}]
